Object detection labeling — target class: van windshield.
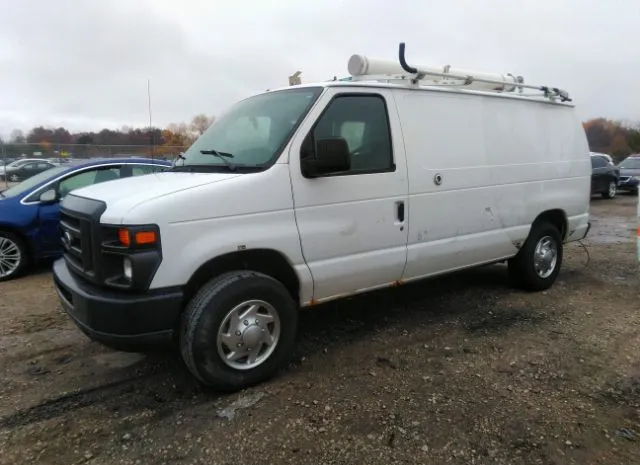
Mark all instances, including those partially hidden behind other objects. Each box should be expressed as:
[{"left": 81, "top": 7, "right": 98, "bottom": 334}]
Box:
[{"left": 175, "top": 87, "right": 323, "bottom": 171}]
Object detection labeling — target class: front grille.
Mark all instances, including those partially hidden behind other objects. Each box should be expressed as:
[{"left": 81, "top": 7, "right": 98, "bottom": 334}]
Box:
[
  {"left": 60, "top": 212, "right": 94, "bottom": 276},
  {"left": 59, "top": 195, "right": 107, "bottom": 284}
]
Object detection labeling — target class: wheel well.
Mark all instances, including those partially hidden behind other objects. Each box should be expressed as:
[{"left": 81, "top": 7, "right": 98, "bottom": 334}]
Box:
[
  {"left": 532, "top": 209, "right": 567, "bottom": 240},
  {"left": 183, "top": 249, "right": 300, "bottom": 303}
]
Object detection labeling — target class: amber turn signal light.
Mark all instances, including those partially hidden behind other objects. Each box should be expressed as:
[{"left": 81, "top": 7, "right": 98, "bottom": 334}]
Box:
[
  {"left": 135, "top": 231, "right": 157, "bottom": 245},
  {"left": 118, "top": 228, "right": 131, "bottom": 246},
  {"left": 118, "top": 228, "right": 157, "bottom": 246}
]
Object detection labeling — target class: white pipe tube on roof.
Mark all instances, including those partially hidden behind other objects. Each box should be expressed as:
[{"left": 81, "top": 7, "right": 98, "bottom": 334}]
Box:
[{"left": 348, "top": 54, "right": 519, "bottom": 92}]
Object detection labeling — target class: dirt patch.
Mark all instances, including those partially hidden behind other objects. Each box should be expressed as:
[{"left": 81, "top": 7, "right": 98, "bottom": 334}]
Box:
[
  {"left": 0, "top": 195, "right": 638, "bottom": 465},
  {"left": 464, "top": 306, "right": 546, "bottom": 333}
]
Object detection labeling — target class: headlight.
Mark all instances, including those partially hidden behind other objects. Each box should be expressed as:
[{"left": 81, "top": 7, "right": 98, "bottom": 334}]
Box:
[{"left": 123, "top": 257, "right": 133, "bottom": 281}]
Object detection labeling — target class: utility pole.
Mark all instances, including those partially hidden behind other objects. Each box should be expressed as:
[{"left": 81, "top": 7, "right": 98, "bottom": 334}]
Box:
[
  {"left": 1, "top": 142, "right": 7, "bottom": 189},
  {"left": 148, "top": 78, "right": 154, "bottom": 160}
]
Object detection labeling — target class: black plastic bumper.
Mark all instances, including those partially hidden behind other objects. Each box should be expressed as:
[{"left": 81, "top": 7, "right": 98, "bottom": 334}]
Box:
[{"left": 53, "top": 259, "right": 183, "bottom": 350}]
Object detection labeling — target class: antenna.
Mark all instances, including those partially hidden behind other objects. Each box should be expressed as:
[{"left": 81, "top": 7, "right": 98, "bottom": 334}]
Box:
[{"left": 147, "top": 78, "right": 154, "bottom": 160}]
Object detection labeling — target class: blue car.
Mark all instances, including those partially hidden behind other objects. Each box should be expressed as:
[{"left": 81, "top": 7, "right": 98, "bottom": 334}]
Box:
[{"left": 0, "top": 157, "right": 171, "bottom": 281}]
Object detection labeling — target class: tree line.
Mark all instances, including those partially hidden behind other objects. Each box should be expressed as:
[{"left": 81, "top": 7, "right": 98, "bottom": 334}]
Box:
[
  {"left": 2, "top": 115, "right": 639, "bottom": 161},
  {"left": 583, "top": 119, "right": 640, "bottom": 161},
  {"left": 0, "top": 114, "right": 215, "bottom": 157}
]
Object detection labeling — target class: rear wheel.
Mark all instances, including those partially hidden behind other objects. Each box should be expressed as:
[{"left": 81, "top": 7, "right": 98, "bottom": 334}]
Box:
[
  {"left": 0, "top": 232, "right": 29, "bottom": 282},
  {"left": 180, "top": 271, "right": 298, "bottom": 391},
  {"left": 508, "top": 221, "right": 563, "bottom": 291},
  {"left": 602, "top": 180, "right": 617, "bottom": 199}
]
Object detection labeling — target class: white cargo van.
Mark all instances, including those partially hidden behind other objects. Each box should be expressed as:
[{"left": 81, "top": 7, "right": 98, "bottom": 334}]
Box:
[{"left": 53, "top": 44, "right": 591, "bottom": 390}]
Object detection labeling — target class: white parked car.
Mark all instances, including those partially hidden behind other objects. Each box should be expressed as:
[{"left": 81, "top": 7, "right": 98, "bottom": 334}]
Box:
[{"left": 53, "top": 43, "right": 592, "bottom": 390}]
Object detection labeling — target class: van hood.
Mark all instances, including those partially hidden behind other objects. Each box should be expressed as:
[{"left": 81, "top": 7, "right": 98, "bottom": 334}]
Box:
[{"left": 71, "top": 171, "right": 242, "bottom": 210}]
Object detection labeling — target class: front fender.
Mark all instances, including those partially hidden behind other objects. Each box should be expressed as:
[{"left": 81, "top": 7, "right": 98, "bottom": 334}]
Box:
[{"left": 148, "top": 209, "right": 313, "bottom": 304}]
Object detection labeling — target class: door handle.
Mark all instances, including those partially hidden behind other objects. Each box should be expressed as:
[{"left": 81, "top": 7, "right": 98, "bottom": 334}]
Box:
[{"left": 396, "top": 201, "right": 405, "bottom": 223}]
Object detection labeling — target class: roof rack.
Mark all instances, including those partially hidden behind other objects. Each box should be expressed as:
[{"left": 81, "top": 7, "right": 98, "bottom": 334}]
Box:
[{"left": 345, "top": 43, "right": 571, "bottom": 103}]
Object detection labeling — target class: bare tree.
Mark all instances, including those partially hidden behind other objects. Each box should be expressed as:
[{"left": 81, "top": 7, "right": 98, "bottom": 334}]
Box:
[
  {"left": 190, "top": 114, "right": 215, "bottom": 136},
  {"left": 9, "top": 129, "right": 25, "bottom": 143}
]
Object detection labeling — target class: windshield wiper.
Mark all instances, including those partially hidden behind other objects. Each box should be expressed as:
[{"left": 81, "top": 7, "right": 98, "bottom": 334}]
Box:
[{"left": 200, "top": 149, "right": 236, "bottom": 170}]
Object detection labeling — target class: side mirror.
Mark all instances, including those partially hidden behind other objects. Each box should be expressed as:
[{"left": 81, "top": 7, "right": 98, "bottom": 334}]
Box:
[
  {"left": 302, "top": 137, "right": 351, "bottom": 177},
  {"left": 39, "top": 189, "right": 58, "bottom": 204}
]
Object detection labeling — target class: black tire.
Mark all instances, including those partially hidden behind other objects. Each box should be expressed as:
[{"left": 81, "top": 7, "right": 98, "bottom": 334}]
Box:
[
  {"left": 0, "top": 231, "right": 29, "bottom": 282},
  {"left": 602, "top": 180, "right": 617, "bottom": 199},
  {"left": 508, "top": 221, "right": 563, "bottom": 292},
  {"left": 180, "top": 271, "right": 298, "bottom": 391}
]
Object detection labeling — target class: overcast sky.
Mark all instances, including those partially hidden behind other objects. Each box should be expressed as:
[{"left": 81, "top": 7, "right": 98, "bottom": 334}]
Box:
[{"left": 0, "top": 0, "right": 638, "bottom": 137}]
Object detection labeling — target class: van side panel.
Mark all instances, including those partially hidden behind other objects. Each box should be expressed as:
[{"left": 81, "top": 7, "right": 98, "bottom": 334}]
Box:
[{"left": 393, "top": 89, "right": 590, "bottom": 281}]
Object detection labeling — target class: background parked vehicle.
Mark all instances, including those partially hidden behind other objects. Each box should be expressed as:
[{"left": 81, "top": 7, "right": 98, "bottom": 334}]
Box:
[
  {"left": 0, "top": 157, "right": 171, "bottom": 281},
  {"left": 589, "top": 151, "right": 614, "bottom": 165},
  {"left": 590, "top": 153, "right": 619, "bottom": 199},
  {"left": 1, "top": 158, "right": 46, "bottom": 176},
  {"left": 0, "top": 158, "right": 57, "bottom": 182},
  {"left": 1, "top": 157, "right": 18, "bottom": 166},
  {"left": 616, "top": 155, "right": 640, "bottom": 195}
]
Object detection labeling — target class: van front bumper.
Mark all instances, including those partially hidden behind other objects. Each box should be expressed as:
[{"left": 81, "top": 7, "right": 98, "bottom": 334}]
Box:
[{"left": 53, "top": 259, "right": 183, "bottom": 350}]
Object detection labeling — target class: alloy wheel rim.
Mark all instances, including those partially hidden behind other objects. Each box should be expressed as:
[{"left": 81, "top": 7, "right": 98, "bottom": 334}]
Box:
[{"left": 0, "top": 237, "right": 21, "bottom": 278}]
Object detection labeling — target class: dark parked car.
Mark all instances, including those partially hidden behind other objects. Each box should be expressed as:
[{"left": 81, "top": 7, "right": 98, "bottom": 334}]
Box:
[
  {"left": 1, "top": 157, "right": 18, "bottom": 166},
  {"left": 616, "top": 155, "right": 640, "bottom": 195},
  {"left": 590, "top": 154, "right": 619, "bottom": 199},
  {"left": 0, "top": 159, "right": 57, "bottom": 182},
  {"left": 0, "top": 157, "right": 171, "bottom": 281}
]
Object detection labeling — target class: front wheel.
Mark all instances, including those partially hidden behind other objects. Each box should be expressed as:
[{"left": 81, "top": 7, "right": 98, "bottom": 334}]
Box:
[
  {"left": 508, "top": 222, "right": 563, "bottom": 291},
  {"left": 180, "top": 271, "right": 298, "bottom": 391},
  {"left": 0, "top": 232, "right": 29, "bottom": 282},
  {"left": 602, "top": 180, "right": 617, "bottom": 199}
]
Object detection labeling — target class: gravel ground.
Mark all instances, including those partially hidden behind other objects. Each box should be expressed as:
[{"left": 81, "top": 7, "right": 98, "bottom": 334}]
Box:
[{"left": 0, "top": 195, "right": 638, "bottom": 465}]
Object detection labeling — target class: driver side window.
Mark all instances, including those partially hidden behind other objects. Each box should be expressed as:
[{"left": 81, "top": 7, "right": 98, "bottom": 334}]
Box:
[
  {"left": 304, "top": 94, "right": 394, "bottom": 175},
  {"left": 58, "top": 167, "right": 120, "bottom": 198}
]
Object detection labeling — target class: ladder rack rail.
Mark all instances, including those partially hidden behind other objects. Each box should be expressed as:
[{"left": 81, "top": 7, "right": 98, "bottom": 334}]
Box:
[
  {"left": 396, "top": 42, "right": 571, "bottom": 102},
  {"left": 344, "top": 43, "right": 571, "bottom": 103}
]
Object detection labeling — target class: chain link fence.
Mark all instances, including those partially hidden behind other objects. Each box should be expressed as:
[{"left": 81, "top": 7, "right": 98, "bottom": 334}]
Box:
[
  {"left": 1, "top": 143, "right": 188, "bottom": 189},
  {"left": 1, "top": 143, "right": 187, "bottom": 164}
]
